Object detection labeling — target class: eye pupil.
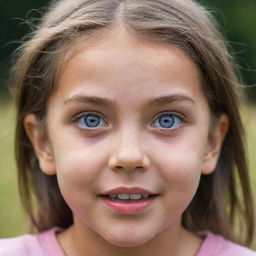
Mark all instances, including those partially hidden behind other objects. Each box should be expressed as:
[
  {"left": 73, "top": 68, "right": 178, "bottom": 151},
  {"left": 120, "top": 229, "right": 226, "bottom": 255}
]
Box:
[
  {"left": 159, "top": 115, "right": 175, "bottom": 128},
  {"left": 84, "top": 115, "right": 100, "bottom": 127}
]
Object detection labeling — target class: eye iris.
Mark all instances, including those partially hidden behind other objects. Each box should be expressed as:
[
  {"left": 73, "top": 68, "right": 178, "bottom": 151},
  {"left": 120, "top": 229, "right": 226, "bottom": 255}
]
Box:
[
  {"left": 83, "top": 115, "right": 101, "bottom": 127},
  {"left": 159, "top": 115, "right": 175, "bottom": 128}
]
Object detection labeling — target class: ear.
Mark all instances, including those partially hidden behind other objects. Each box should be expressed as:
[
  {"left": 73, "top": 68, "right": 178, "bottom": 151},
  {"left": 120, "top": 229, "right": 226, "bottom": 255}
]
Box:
[
  {"left": 202, "top": 114, "right": 229, "bottom": 175},
  {"left": 24, "top": 114, "right": 56, "bottom": 175}
]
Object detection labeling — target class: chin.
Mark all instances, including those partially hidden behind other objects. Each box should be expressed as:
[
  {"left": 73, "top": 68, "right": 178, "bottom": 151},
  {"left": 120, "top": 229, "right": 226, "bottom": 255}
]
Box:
[
  {"left": 107, "top": 238, "right": 148, "bottom": 248},
  {"left": 103, "top": 232, "right": 153, "bottom": 248}
]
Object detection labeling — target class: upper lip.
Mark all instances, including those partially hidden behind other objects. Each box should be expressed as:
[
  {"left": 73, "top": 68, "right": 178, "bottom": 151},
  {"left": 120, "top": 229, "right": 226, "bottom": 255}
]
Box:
[{"left": 100, "top": 186, "right": 158, "bottom": 195}]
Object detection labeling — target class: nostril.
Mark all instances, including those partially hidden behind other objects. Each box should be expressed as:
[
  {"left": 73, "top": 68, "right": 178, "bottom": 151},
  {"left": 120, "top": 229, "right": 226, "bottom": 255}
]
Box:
[{"left": 113, "top": 165, "right": 145, "bottom": 172}]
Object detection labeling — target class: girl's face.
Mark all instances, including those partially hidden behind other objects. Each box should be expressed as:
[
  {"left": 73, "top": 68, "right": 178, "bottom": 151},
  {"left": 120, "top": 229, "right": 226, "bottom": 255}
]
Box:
[{"left": 25, "top": 28, "right": 228, "bottom": 249}]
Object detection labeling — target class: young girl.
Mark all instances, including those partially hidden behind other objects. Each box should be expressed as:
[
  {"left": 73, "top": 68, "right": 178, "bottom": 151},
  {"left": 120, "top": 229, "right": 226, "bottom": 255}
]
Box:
[{"left": 1, "top": 0, "right": 255, "bottom": 255}]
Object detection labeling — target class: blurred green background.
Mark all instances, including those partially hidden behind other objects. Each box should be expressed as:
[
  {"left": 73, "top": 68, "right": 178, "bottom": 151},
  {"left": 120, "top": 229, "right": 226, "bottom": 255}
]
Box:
[{"left": 0, "top": 0, "right": 255, "bottom": 249}]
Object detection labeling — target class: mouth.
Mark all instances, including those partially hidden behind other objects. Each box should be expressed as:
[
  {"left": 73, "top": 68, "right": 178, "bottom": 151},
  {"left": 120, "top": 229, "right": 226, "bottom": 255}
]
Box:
[
  {"left": 98, "top": 194, "right": 160, "bottom": 214},
  {"left": 99, "top": 194, "right": 159, "bottom": 202},
  {"left": 98, "top": 187, "right": 160, "bottom": 214}
]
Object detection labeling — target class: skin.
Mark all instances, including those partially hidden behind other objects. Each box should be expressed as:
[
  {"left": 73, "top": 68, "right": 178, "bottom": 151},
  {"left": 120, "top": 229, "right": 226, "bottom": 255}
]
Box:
[{"left": 24, "top": 27, "right": 228, "bottom": 256}]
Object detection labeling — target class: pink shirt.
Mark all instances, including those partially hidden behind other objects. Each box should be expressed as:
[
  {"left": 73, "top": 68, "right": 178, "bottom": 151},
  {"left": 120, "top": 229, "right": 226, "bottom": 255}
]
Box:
[{"left": 0, "top": 227, "right": 255, "bottom": 256}]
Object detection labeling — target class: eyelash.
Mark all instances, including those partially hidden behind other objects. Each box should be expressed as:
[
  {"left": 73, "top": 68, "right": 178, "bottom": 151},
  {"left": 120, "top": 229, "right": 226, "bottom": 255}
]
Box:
[{"left": 73, "top": 111, "right": 185, "bottom": 134}]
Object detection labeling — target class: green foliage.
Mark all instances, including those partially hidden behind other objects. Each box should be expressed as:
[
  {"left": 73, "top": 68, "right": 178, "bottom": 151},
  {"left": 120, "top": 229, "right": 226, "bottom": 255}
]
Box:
[
  {"left": 198, "top": 0, "right": 256, "bottom": 102},
  {"left": 0, "top": 103, "right": 28, "bottom": 237},
  {"left": 0, "top": 0, "right": 49, "bottom": 97}
]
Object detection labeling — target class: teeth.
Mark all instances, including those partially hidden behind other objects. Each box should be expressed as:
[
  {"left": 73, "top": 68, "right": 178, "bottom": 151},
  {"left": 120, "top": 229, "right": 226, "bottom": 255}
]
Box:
[
  {"left": 108, "top": 194, "right": 150, "bottom": 200},
  {"left": 117, "top": 194, "right": 130, "bottom": 200},
  {"left": 130, "top": 194, "right": 142, "bottom": 200}
]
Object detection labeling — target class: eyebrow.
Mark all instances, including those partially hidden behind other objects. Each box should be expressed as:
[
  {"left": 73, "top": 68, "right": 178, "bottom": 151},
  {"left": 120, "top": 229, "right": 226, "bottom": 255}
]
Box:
[{"left": 63, "top": 93, "right": 195, "bottom": 107}]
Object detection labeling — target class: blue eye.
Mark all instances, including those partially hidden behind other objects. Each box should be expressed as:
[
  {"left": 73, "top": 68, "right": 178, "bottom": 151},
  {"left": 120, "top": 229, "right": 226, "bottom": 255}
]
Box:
[
  {"left": 77, "top": 113, "right": 107, "bottom": 129},
  {"left": 152, "top": 114, "right": 182, "bottom": 129},
  {"left": 76, "top": 112, "right": 182, "bottom": 131}
]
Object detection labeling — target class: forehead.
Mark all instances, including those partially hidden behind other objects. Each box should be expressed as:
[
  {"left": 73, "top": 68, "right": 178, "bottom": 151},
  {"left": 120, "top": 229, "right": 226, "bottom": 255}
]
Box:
[{"left": 52, "top": 28, "right": 207, "bottom": 109}]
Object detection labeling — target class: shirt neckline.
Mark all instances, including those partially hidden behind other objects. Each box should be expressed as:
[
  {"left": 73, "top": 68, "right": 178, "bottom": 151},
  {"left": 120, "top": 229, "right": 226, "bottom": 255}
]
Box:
[
  {"left": 37, "top": 227, "right": 65, "bottom": 256},
  {"left": 37, "top": 227, "right": 219, "bottom": 256},
  {"left": 196, "top": 231, "right": 222, "bottom": 256}
]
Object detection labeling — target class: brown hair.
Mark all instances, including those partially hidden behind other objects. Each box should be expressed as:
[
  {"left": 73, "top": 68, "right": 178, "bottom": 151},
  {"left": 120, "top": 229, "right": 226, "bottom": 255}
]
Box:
[{"left": 12, "top": 0, "right": 254, "bottom": 246}]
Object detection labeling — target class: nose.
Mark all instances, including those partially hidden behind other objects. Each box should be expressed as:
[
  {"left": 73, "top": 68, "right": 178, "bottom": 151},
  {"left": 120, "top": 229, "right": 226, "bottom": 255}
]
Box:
[{"left": 108, "top": 130, "right": 150, "bottom": 173}]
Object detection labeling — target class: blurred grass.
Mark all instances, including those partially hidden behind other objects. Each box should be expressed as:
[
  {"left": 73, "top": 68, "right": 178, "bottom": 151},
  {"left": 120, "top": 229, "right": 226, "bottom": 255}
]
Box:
[
  {"left": 0, "top": 101, "right": 255, "bottom": 249},
  {"left": 0, "top": 102, "right": 27, "bottom": 238}
]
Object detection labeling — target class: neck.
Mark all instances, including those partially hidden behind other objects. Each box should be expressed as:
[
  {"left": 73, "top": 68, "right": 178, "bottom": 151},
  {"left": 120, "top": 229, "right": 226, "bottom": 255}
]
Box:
[{"left": 57, "top": 220, "right": 203, "bottom": 256}]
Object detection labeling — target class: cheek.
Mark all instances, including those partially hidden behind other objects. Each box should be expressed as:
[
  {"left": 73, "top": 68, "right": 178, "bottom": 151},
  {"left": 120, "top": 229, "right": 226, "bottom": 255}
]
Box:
[
  {"left": 163, "top": 152, "right": 202, "bottom": 200},
  {"left": 53, "top": 150, "right": 103, "bottom": 222},
  {"left": 158, "top": 151, "right": 202, "bottom": 220},
  {"left": 151, "top": 133, "right": 207, "bottom": 203},
  {"left": 51, "top": 130, "right": 106, "bottom": 178},
  {"left": 51, "top": 138, "right": 107, "bottom": 205},
  {"left": 54, "top": 148, "right": 102, "bottom": 188}
]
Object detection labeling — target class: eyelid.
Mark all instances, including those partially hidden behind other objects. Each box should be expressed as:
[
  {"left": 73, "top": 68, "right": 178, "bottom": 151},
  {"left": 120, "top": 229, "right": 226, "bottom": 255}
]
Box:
[
  {"left": 73, "top": 110, "right": 185, "bottom": 120},
  {"left": 73, "top": 111, "right": 108, "bottom": 123},
  {"left": 152, "top": 110, "right": 185, "bottom": 122}
]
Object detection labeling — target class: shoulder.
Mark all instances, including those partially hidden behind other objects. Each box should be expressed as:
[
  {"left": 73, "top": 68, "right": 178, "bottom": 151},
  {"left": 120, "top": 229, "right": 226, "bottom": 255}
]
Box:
[
  {"left": 0, "top": 233, "right": 43, "bottom": 256},
  {"left": 0, "top": 227, "right": 63, "bottom": 256},
  {"left": 197, "top": 231, "right": 256, "bottom": 256}
]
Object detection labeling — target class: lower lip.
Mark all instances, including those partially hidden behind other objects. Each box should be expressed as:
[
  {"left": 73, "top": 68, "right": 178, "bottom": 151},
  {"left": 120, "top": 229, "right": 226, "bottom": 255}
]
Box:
[{"left": 99, "top": 196, "right": 158, "bottom": 214}]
